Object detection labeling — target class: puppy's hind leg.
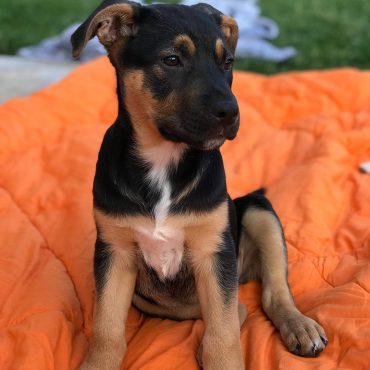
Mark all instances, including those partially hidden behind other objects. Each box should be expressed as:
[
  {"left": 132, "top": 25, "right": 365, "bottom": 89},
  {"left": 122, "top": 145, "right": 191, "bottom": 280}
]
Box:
[{"left": 235, "top": 191, "right": 328, "bottom": 357}]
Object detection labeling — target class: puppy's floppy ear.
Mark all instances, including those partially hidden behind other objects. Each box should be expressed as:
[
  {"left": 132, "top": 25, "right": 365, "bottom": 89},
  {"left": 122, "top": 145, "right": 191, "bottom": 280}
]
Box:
[
  {"left": 71, "top": 0, "right": 142, "bottom": 59},
  {"left": 192, "top": 3, "right": 239, "bottom": 53}
]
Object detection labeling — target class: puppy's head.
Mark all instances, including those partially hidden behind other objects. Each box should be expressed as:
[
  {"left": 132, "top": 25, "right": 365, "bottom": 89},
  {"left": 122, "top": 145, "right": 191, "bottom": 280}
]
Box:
[{"left": 72, "top": 1, "right": 239, "bottom": 150}]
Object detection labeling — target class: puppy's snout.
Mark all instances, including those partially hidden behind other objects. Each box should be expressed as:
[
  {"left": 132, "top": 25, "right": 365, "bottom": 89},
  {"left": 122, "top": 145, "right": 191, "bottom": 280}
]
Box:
[
  {"left": 211, "top": 100, "right": 240, "bottom": 140},
  {"left": 213, "top": 101, "right": 239, "bottom": 126}
]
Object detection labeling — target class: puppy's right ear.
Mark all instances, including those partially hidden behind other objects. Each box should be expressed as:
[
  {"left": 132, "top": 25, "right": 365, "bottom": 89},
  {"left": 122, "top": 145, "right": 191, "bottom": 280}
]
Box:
[
  {"left": 71, "top": 0, "right": 142, "bottom": 59},
  {"left": 192, "top": 3, "right": 239, "bottom": 53}
]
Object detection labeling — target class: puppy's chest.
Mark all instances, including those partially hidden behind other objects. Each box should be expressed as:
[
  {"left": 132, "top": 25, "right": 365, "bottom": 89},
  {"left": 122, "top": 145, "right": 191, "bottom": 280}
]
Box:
[
  {"left": 134, "top": 221, "right": 185, "bottom": 281},
  {"left": 136, "top": 168, "right": 184, "bottom": 280}
]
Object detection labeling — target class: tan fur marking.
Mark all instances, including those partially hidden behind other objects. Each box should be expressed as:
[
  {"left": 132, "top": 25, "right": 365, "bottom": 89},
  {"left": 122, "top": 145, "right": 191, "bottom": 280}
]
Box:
[
  {"left": 238, "top": 208, "right": 285, "bottom": 283},
  {"left": 93, "top": 203, "right": 231, "bottom": 321},
  {"left": 190, "top": 253, "right": 244, "bottom": 369},
  {"left": 174, "top": 34, "right": 196, "bottom": 56},
  {"left": 239, "top": 208, "right": 294, "bottom": 326},
  {"left": 94, "top": 210, "right": 135, "bottom": 250},
  {"left": 123, "top": 70, "right": 163, "bottom": 149},
  {"left": 95, "top": 201, "right": 228, "bottom": 244},
  {"left": 239, "top": 208, "right": 327, "bottom": 356},
  {"left": 73, "top": 4, "right": 134, "bottom": 58},
  {"left": 186, "top": 200, "right": 244, "bottom": 369},
  {"left": 93, "top": 4, "right": 134, "bottom": 46},
  {"left": 186, "top": 201, "right": 228, "bottom": 262},
  {"left": 123, "top": 71, "right": 182, "bottom": 154},
  {"left": 220, "top": 15, "right": 239, "bottom": 52},
  {"left": 240, "top": 208, "right": 287, "bottom": 289},
  {"left": 152, "top": 64, "right": 165, "bottom": 79},
  {"left": 215, "top": 38, "right": 224, "bottom": 62},
  {"left": 79, "top": 248, "right": 137, "bottom": 370},
  {"left": 95, "top": 202, "right": 228, "bottom": 281}
]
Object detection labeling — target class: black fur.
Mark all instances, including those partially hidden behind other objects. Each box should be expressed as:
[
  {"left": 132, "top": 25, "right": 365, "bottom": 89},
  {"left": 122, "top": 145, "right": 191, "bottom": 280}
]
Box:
[
  {"left": 73, "top": 1, "right": 242, "bottom": 306},
  {"left": 114, "top": 4, "right": 239, "bottom": 148},
  {"left": 215, "top": 230, "right": 238, "bottom": 304},
  {"left": 233, "top": 189, "right": 287, "bottom": 260},
  {"left": 94, "top": 235, "right": 112, "bottom": 295},
  {"left": 73, "top": 5, "right": 329, "bottom": 362}
]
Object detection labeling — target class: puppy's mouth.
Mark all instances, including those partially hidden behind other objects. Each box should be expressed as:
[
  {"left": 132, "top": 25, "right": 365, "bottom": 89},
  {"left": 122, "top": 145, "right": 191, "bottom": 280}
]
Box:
[
  {"left": 158, "top": 118, "right": 238, "bottom": 151},
  {"left": 193, "top": 137, "right": 226, "bottom": 151},
  {"left": 159, "top": 127, "right": 226, "bottom": 151}
]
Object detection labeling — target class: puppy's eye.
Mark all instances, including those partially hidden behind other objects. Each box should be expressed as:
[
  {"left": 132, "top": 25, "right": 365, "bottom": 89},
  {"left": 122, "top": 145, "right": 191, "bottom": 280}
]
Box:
[
  {"left": 163, "top": 55, "right": 181, "bottom": 67},
  {"left": 224, "top": 57, "right": 234, "bottom": 70}
]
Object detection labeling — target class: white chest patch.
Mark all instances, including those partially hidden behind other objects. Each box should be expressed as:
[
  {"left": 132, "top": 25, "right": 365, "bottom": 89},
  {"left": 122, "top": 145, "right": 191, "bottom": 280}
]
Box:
[
  {"left": 137, "top": 141, "right": 186, "bottom": 280},
  {"left": 135, "top": 223, "right": 185, "bottom": 280}
]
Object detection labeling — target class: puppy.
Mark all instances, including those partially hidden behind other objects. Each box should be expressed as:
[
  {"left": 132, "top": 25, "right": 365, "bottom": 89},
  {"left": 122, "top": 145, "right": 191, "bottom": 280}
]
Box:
[{"left": 71, "top": 1, "right": 328, "bottom": 369}]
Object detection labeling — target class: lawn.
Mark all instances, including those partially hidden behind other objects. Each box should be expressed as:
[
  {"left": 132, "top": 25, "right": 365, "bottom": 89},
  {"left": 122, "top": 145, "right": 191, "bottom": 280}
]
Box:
[
  {"left": 240, "top": 0, "right": 370, "bottom": 73},
  {"left": 0, "top": 0, "right": 369, "bottom": 74}
]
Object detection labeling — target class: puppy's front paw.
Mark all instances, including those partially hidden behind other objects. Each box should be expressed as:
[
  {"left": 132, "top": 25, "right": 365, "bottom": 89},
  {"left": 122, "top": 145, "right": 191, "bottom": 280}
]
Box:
[{"left": 279, "top": 313, "right": 328, "bottom": 357}]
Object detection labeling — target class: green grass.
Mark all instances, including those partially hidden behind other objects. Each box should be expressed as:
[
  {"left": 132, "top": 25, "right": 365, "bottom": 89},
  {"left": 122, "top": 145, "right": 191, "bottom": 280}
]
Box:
[
  {"left": 0, "top": 0, "right": 99, "bottom": 56},
  {"left": 1, "top": 0, "right": 369, "bottom": 74},
  {"left": 237, "top": 0, "right": 370, "bottom": 73}
]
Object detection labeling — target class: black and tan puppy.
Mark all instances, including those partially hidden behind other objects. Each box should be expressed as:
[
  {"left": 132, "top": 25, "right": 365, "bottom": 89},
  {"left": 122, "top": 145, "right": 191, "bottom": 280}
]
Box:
[{"left": 72, "top": 1, "right": 328, "bottom": 369}]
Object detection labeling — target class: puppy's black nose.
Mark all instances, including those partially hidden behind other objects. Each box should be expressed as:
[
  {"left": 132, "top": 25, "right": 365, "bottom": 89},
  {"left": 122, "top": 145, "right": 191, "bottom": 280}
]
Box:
[{"left": 213, "top": 101, "right": 239, "bottom": 126}]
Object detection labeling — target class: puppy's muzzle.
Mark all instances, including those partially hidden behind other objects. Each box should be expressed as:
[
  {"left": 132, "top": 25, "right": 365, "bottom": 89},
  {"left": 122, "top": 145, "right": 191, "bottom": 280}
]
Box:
[{"left": 212, "top": 100, "right": 240, "bottom": 140}]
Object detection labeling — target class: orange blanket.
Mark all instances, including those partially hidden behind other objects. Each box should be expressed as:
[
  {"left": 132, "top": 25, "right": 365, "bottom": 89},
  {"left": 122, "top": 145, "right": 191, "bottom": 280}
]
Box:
[{"left": 0, "top": 57, "right": 369, "bottom": 370}]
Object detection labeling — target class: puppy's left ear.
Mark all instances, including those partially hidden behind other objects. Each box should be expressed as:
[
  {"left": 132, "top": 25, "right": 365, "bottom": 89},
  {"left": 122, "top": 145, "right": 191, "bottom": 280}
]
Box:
[
  {"left": 192, "top": 3, "right": 239, "bottom": 53},
  {"left": 71, "top": 0, "right": 142, "bottom": 59}
]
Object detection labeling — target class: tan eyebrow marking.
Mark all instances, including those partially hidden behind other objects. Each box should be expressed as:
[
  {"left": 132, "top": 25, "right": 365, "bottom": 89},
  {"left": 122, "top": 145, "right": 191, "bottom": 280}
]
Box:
[
  {"left": 174, "top": 34, "right": 196, "bottom": 56},
  {"left": 215, "top": 38, "right": 225, "bottom": 61},
  {"left": 220, "top": 15, "right": 239, "bottom": 51},
  {"left": 153, "top": 64, "right": 165, "bottom": 78}
]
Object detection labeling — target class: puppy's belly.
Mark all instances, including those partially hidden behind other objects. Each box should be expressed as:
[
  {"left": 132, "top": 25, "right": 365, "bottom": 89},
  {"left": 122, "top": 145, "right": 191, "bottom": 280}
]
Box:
[{"left": 134, "top": 224, "right": 185, "bottom": 280}]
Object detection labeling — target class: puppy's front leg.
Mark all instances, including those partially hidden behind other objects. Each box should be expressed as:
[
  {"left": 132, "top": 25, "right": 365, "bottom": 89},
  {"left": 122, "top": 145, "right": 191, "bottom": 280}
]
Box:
[
  {"left": 188, "top": 229, "right": 244, "bottom": 370},
  {"left": 79, "top": 239, "right": 137, "bottom": 370}
]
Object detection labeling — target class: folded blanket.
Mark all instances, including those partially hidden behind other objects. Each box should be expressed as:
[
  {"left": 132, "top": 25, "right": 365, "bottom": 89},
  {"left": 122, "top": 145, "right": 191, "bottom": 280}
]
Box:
[{"left": 0, "top": 57, "right": 369, "bottom": 370}]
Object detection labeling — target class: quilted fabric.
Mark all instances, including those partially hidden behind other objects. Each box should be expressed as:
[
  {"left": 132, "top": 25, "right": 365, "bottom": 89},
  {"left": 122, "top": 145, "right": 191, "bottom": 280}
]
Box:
[{"left": 0, "top": 57, "right": 369, "bottom": 370}]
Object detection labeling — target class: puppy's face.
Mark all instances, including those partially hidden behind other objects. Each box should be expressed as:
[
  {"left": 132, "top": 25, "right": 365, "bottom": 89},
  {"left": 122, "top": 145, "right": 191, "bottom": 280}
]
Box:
[{"left": 72, "top": 2, "right": 240, "bottom": 150}]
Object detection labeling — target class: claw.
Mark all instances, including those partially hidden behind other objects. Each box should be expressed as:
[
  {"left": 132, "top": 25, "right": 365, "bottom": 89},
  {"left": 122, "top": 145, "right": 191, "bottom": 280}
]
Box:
[
  {"left": 312, "top": 344, "right": 318, "bottom": 356},
  {"left": 320, "top": 336, "right": 328, "bottom": 345},
  {"left": 293, "top": 342, "right": 301, "bottom": 354}
]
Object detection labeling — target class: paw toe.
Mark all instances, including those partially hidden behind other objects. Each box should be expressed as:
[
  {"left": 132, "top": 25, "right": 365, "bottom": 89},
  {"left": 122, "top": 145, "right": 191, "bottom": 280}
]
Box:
[
  {"left": 280, "top": 314, "right": 328, "bottom": 357},
  {"left": 320, "top": 335, "right": 329, "bottom": 346}
]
